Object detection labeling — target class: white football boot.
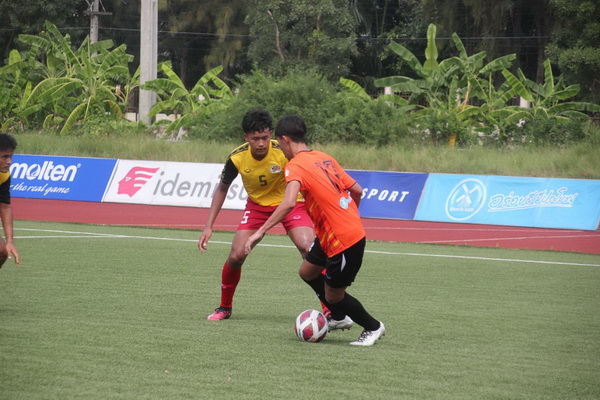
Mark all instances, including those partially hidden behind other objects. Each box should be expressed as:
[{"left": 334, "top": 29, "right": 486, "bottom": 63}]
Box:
[
  {"left": 349, "top": 322, "right": 385, "bottom": 346},
  {"left": 327, "top": 315, "right": 354, "bottom": 332}
]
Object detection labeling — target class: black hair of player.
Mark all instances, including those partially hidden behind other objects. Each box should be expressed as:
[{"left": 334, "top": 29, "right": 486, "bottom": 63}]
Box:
[
  {"left": 0, "top": 133, "right": 17, "bottom": 152},
  {"left": 274, "top": 115, "right": 307, "bottom": 143},
  {"left": 242, "top": 109, "right": 273, "bottom": 134}
]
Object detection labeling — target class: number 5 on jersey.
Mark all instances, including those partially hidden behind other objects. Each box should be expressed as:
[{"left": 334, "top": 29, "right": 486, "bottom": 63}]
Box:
[{"left": 258, "top": 175, "right": 267, "bottom": 186}]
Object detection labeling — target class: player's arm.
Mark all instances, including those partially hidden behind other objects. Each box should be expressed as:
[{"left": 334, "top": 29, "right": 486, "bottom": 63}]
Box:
[
  {"left": 0, "top": 203, "right": 19, "bottom": 265},
  {"left": 199, "top": 158, "right": 238, "bottom": 252},
  {"left": 198, "top": 180, "right": 231, "bottom": 253},
  {"left": 244, "top": 180, "right": 301, "bottom": 255},
  {"left": 347, "top": 182, "right": 363, "bottom": 208},
  {"left": 336, "top": 160, "right": 362, "bottom": 208}
]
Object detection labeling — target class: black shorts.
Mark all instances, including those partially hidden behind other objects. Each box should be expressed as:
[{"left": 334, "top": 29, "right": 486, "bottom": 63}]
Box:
[{"left": 306, "top": 237, "right": 366, "bottom": 289}]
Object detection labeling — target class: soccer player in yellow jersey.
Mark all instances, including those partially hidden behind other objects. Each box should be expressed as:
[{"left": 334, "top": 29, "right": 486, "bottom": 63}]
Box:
[
  {"left": 0, "top": 133, "right": 20, "bottom": 269},
  {"left": 198, "top": 109, "right": 316, "bottom": 321}
]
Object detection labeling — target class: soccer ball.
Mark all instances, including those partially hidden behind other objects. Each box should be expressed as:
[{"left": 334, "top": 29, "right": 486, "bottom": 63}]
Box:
[{"left": 294, "top": 309, "right": 328, "bottom": 343}]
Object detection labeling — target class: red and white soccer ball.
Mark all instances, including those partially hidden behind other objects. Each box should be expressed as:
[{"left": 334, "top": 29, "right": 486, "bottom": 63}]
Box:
[{"left": 294, "top": 309, "right": 328, "bottom": 343}]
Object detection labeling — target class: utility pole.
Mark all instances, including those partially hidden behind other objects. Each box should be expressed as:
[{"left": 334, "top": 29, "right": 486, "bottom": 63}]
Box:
[
  {"left": 84, "top": 0, "right": 112, "bottom": 43},
  {"left": 85, "top": 0, "right": 112, "bottom": 44},
  {"left": 90, "top": 0, "right": 99, "bottom": 43},
  {"left": 139, "top": 0, "right": 158, "bottom": 124}
]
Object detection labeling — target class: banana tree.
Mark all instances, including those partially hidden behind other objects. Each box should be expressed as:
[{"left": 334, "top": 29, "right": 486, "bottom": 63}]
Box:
[
  {"left": 413, "top": 76, "right": 482, "bottom": 146},
  {"left": 374, "top": 24, "right": 457, "bottom": 103},
  {"left": 501, "top": 59, "right": 600, "bottom": 122},
  {"left": 141, "top": 63, "right": 233, "bottom": 133},
  {"left": 445, "top": 33, "right": 516, "bottom": 110},
  {"left": 374, "top": 24, "right": 519, "bottom": 147},
  {"left": 26, "top": 40, "right": 131, "bottom": 134},
  {"left": 114, "top": 65, "right": 140, "bottom": 115},
  {"left": 443, "top": 33, "right": 520, "bottom": 143},
  {"left": 17, "top": 22, "right": 134, "bottom": 134},
  {"left": 0, "top": 50, "right": 41, "bottom": 131},
  {"left": 339, "top": 77, "right": 413, "bottom": 109}
]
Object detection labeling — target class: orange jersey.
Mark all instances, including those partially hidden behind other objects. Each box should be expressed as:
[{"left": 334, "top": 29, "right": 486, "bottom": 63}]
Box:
[{"left": 285, "top": 150, "right": 364, "bottom": 257}]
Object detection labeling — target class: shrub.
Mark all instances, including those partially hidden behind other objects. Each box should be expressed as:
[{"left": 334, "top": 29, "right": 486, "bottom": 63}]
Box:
[
  {"left": 186, "top": 68, "right": 338, "bottom": 141},
  {"left": 520, "top": 118, "right": 587, "bottom": 146},
  {"left": 323, "top": 97, "right": 409, "bottom": 145},
  {"left": 187, "top": 68, "right": 409, "bottom": 145}
]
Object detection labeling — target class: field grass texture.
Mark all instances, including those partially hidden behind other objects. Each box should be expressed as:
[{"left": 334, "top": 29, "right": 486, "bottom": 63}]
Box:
[{"left": 1, "top": 221, "right": 599, "bottom": 399}]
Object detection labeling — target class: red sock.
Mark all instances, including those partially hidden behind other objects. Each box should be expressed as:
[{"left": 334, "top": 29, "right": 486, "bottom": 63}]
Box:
[{"left": 220, "top": 262, "right": 241, "bottom": 308}]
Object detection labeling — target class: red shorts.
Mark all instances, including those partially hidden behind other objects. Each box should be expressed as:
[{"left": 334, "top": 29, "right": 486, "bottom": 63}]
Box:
[{"left": 238, "top": 200, "right": 313, "bottom": 232}]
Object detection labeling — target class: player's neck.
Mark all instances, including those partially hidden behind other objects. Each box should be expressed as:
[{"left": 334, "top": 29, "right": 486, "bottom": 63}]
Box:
[{"left": 290, "top": 143, "right": 311, "bottom": 158}]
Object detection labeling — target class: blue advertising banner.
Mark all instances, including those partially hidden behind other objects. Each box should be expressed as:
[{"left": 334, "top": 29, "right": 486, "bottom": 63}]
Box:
[
  {"left": 415, "top": 174, "right": 600, "bottom": 230},
  {"left": 347, "top": 170, "right": 428, "bottom": 220},
  {"left": 10, "top": 154, "right": 117, "bottom": 202}
]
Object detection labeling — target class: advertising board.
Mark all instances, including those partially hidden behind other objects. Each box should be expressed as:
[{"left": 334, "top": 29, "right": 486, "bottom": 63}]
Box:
[
  {"left": 415, "top": 174, "right": 600, "bottom": 230},
  {"left": 10, "top": 154, "right": 117, "bottom": 202}
]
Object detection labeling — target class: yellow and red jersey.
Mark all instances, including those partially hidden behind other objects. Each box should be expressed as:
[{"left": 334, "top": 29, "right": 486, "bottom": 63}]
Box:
[
  {"left": 285, "top": 150, "right": 364, "bottom": 257},
  {"left": 0, "top": 171, "right": 10, "bottom": 204},
  {"left": 221, "top": 140, "right": 301, "bottom": 206}
]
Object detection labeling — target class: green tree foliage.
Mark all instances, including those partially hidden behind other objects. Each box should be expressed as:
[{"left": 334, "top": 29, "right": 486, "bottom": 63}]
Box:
[
  {"left": 501, "top": 59, "right": 600, "bottom": 123},
  {"left": 419, "top": 0, "right": 553, "bottom": 83},
  {"left": 0, "top": 50, "right": 35, "bottom": 131},
  {"left": 373, "top": 24, "right": 597, "bottom": 146},
  {"left": 101, "top": 0, "right": 249, "bottom": 87},
  {"left": 141, "top": 63, "right": 233, "bottom": 133},
  {"left": 546, "top": 0, "right": 600, "bottom": 103},
  {"left": 2, "top": 22, "right": 135, "bottom": 134},
  {"left": 156, "top": 0, "right": 249, "bottom": 86},
  {"left": 349, "top": 0, "right": 427, "bottom": 88},
  {"left": 245, "top": 0, "right": 358, "bottom": 79},
  {"left": 184, "top": 68, "right": 410, "bottom": 145},
  {"left": 0, "top": 0, "right": 88, "bottom": 62}
]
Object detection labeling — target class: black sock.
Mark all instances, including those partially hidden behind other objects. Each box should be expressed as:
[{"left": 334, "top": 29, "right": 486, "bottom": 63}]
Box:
[
  {"left": 302, "top": 275, "right": 345, "bottom": 320},
  {"left": 329, "top": 293, "right": 380, "bottom": 331}
]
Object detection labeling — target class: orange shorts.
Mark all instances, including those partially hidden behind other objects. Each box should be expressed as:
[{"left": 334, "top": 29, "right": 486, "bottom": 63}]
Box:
[{"left": 238, "top": 200, "right": 313, "bottom": 232}]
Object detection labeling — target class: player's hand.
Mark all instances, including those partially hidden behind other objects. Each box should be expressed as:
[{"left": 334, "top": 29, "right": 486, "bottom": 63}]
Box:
[
  {"left": 244, "top": 232, "right": 264, "bottom": 255},
  {"left": 6, "top": 243, "right": 19, "bottom": 265},
  {"left": 198, "top": 229, "right": 212, "bottom": 253}
]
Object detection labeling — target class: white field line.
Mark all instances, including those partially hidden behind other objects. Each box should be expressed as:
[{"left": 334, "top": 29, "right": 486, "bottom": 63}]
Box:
[
  {"left": 421, "top": 234, "right": 600, "bottom": 244},
  {"left": 15, "top": 228, "right": 600, "bottom": 267},
  {"left": 62, "top": 223, "right": 594, "bottom": 235},
  {"left": 108, "top": 224, "right": 594, "bottom": 235},
  {"left": 365, "top": 227, "right": 589, "bottom": 233}
]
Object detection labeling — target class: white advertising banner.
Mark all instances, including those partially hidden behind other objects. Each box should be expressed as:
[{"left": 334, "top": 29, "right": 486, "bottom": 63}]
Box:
[{"left": 102, "top": 159, "right": 248, "bottom": 209}]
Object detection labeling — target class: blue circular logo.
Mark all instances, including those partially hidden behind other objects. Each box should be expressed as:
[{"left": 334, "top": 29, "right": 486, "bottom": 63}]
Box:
[
  {"left": 339, "top": 197, "right": 350, "bottom": 209},
  {"left": 445, "top": 179, "right": 486, "bottom": 221}
]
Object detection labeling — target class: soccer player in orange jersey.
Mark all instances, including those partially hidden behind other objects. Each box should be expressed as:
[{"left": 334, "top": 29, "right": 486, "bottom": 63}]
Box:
[
  {"left": 245, "top": 115, "right": 385, "bottom": 346},
  {"left": 199, "top": 109, "right": 328, "bottom": 321}
]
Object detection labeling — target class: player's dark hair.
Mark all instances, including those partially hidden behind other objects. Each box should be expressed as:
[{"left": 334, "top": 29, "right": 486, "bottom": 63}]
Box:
[
  {"left": 274, "top": 115, "right": 307, "bottom": 143},
  {"left": 242, "top": 108, "right": 272, "bottom": 134},
  {"left": 0, "top": 133, "right": 17, "bottom": 152}
]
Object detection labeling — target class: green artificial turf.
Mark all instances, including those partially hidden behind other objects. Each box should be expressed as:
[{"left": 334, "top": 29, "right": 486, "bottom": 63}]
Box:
[{"left": 1, "top": 221, "right": 599, "bottom": 399}]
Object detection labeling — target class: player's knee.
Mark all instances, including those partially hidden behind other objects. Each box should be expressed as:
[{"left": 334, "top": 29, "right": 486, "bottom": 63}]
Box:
[
  {"left": 324, "top": 286, "right": 345, "bottom": 305},
  {"left": 299, "top": 247, "right": 309, "bottom": 259},
  {"left": 325, "top": 292, "right": 344, "bottom": 304},
  {"left": 298, "top": 268, "right": 310, "bottom": 281},
  {"left": 227, "top": 252, "right": 247, "bottom": 268},
  {"left": 298, "top": 264, "right": 320, "bottom": 281},
  {"left": 0, "top": 249, "right": 7, "bottom": 267}
]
